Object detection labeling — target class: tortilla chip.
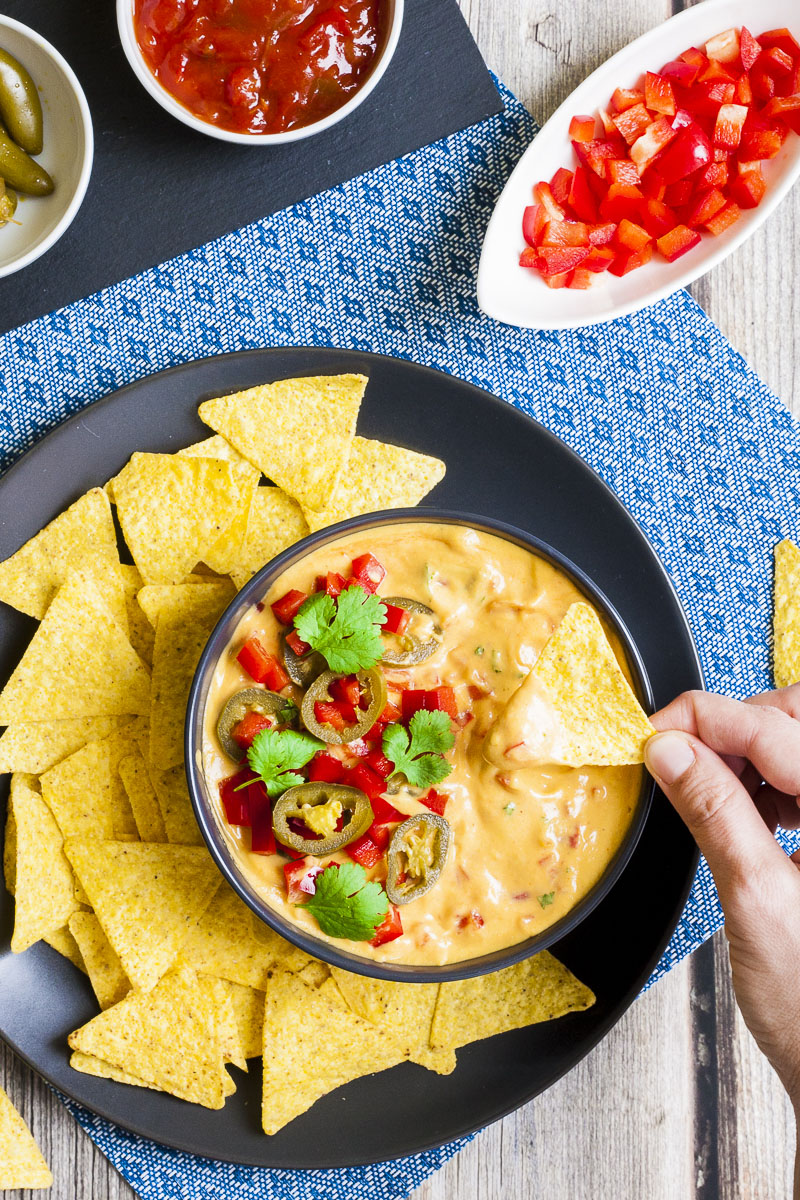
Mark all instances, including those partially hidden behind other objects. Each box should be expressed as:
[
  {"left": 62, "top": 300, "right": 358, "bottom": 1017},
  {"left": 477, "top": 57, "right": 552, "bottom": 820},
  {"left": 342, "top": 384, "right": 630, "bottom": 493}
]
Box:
[
  {"left": 198, "top": 374, "right": 367, "bottom": 512},
  {"left": 0, "top": 572, "right": 150, "bottom": 723},
  {"left": 43, "top": 926, "right": 87, "bottom": 974},
  {"left": 0, "top": 1085, "right": 53, "bottom": 1189},
  {"left": 430, "top": 951, "right": 595, "bottom": 1052},
  {"left": 119, "top": 563, "right": 155, "bottom": 667},
  {"left": 296, "top": 959, "right": 331, "bottom": 989},
  {"left": 68, "top": 965, "right": 229, "bottom": 1108},
  {"left": 0, "top": 487, "right": 118, "bottom": 620},
  {"left": 225, "top": 980, "right": 265, "bottom": 1059},
  {"left": 69, "top": 911, "right": 130, "bottom": 1009},
  {"left": 229, "top": 487, "right": 310, "bottom": 590},
  {"left": 70, "top": 1050, "right": 164, "bottom": 1092},
  {"left": 181, "top": 882, "right": 310, "bottom": 988},
  {"left": 118, "top": 750, "right": 168, "bottom": 842},
  {"left": 262, "top": 968, "right": 409, "bottom": 1134},
  {"left": 533, "top": 601, "right": 654, "bottom": 766},
  {"left": 64, "top": 839, "right": 222, "bottom": 992},
  {"left": 0, "top": 716, "right": 128, "bottom": 775},
  {"left": 111, "top": 452, "right": 252, "bottom": 585},
  {"left": 179, "top": 433, "right": 254, "bottom": 468},
  {"left": 147, "top": 581, "right": 235, "bottom": 771},
  {"left": 773, "top": 539, "right": 800, "bottom": 687},
  {"left": 137, "top": 578, "right": 234, "bottom": 628},
  {"left": 150, "top": 764, "right": 204, "bottom": 845},
  {"left": 175, "top": 442, "right": 261, "bottom": 576},
  {"left": 40, "top": 728, "right": 140, "bottom": 842},
  {"left": 9, "top": 773, "right": 80, "bottom": 953},
  {"left": 303, "top": 436, "right": 447, "bottom": 532},
  {"left": 329, "top": 968, "right": 455, "bottom": 1075},
  {"left": 200, "top": 975, "right": 247, "bottom": 1071}
]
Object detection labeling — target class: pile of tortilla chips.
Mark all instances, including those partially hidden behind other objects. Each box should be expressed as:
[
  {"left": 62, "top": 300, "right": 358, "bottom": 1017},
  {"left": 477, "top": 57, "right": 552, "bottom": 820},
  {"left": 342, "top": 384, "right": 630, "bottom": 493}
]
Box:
[
  {"left": 0, "top": 1085, "right": 52, "bottom": 1190},
  {"left": 0, "top": 373, "right": 595, "bottom": 1152}
]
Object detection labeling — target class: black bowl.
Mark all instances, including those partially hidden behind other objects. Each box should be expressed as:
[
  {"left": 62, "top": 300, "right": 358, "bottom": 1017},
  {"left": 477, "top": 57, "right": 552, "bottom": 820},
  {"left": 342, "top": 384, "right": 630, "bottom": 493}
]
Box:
[{"left": 185, "top": 508, "right": 655, "bottom": 983}]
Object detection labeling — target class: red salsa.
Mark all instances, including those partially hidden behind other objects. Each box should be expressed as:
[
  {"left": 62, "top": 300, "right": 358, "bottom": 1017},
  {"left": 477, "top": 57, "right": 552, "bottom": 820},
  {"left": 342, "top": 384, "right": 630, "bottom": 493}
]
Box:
[{"left": 134, "top": 0, "right": 385, "bottom": 135}]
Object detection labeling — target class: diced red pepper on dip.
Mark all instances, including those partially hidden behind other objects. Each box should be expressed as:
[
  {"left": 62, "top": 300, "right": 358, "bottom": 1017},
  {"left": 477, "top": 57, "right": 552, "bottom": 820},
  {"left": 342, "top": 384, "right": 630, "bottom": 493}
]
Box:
[
  {"left": 237, "top": 635, "right": 290, "bottom": 689},
  {"left": 519, "top": 24, "right": 800, "bottom": 288}
]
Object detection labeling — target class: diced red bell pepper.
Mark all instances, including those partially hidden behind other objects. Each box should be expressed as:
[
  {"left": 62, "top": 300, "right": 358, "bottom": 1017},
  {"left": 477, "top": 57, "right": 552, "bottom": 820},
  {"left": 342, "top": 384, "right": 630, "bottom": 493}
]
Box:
[
  {"left": 237, "top": 637, "right": 290, "bottom": 690},
  {"left": 739, "top": 127, "right": 783, "bottom": 159},
  {"left": 567, "top": 167, "right": 598, "bottom": 222},
  {"left": 575, "top": 137, "right": 626, "bottom": 177},
  {"left": 704, "top": 28, "right": 740, "bottom": 63},
  {"left": 599, "top": 184, "right": 643, "bottom": 225},
  {"left": 588, "top": 222, "right": 617, "bottom": 246},
  {"left": 533, "top": 180, "right": 565, "bottom": 222},
  {"left": 758, "top": 28, "right": 800, "bottom": 59},
  {"left": 519, "top": 246, "right": 539, "bottom": 268},
  {"left": 308, "top": 752, "right": 345, "bottom": 783},
  {"left": 568, "top": 114, "right": 596, "bottom": 143},
  {"left": 611, "top": 86, "right": 645, "bottom": 112},
  {"left": 714, "top": 103, "right": 748, "bottom": 150},
  {"left": 679, "top": 47, "right": 709, "bottom": 71},
  {"left": 664, "top": 179, "right": 694, "bottom": 207},
  {"left": 219, "top": 769, "right": 253, "bottom": 826},
  {"left": 536, "top": 245, "right": 590, "bottom": 275},
  {"left": 345, "top": 832, "right": 383, "bottom": 869},
  {"left": 640, "top": 170, "right": 667, "bottom": 200},
  {"left": 739, "top": 27, "right": 762, "bottom": 73},
  {"left": 381, "top": 603, "right": 411, "bottom": 636},
  {"left": 367, "top": 794, "right": 404, "bottom": 850},
  {"left": 776, "top": 60, "right": 800, "bottom": 98},
  {"left": 630, "top": 116, "right": 678, "bottom": 171},
  {"left": 250, "top": 788, "right": 275, "bottom": 854},
  {"left": 342, "top": 762, "right": 385, "bottom": 800},
  {"left": 697, "top": 60, "right": 737, "bottom": 85},
  {"left": 607, "top": 159, "right": 640, "bottom": 187},
  {"left": 661, "top": 60, "right": 701, "bottom": 87},
  {"left": 683, "top": 186, "right": 727, "bottom": 228},
  {"left": 366, "top": 701, "right": 402, "bottom": 741},
  {"left": 652, "top": 120, "right": 712, "bottom": 182},
  {"left": 549, "top": 166, "right": 574, "bottom": 206},
  {"left": 615, "top": 219, "right": 653, "bottom": 252},
  {"left": 401, "top": 686, "right": 458, "bottom": 721},
  {"left": 270, "top": 589, "right": 308, "bottom": 625},
  {"left": 582, "top": 246, "right": 616, "bottom": 273},
  {"left": 640, "top": 198, "right": 677, "bottom": 239},
  {"left": 645, "top": 72, "right": 676, "bottom": 116},
  {"left": 522, "top": 204, "right": 545, "bottom": 247},
  {"left": 364, "top": 747, "right": 394, "bottom": 778},
  {"left": 728, "top": 168, "right": 766, "bottom": 208},
  {"left": 750, "top": 64, "right": 777, "bottom": 102},
  {"left": 345, "top": 737, "right": 371, "bottom": 758},
  {"left": 421, "top": 789, "right": 449, "bottom": 816},
  {"left": 232, "top": 710, "right": 272, "bottom": 749},
  {"left": 656, "top": 224, "right": 702, "bottom": 262},
  {"left": 598, "top": 107, "right": 617, "bottom": 137},
  {"left": 541, "top": 220, "right": 590, "bottom": 247},
  {"left": 759, "top": 46, "right": 794, "bottom": 79},
  {"left": 350, "top": 553, "right": 386, "bottom": 594},
  {"left": 735, "top": 74, "right": 753, "bottom": 105},
  {"left": 370, "top": 903, "right": 403, "bottom": 947},
  {"left": 314, "top": 571, "right": 347, "bottom": 598},
  {"left": 284, "top": 859, "right": 322, "bottom": 904},
  {"left": 608, "top": 243, "right": 653, "bottom": 276},
  {"left": 285, "top": 629, "right": 310, "bottom": 657},
  {"left": 696, "top": 160, "right": 729, "bottom": 188},
  {"left": 704, "top": 199, "right": 741, "bottom": 235},
  {"left": 612, "top": 103, "right": 652, "bottom": 146},
  {"left": 329, "top": 674, "right": 361, "bottom": 707},
  {"left": 764, "top": 95, "right": 800, "bottom": 136},
  {"left": 314, "top": 700, "right": 349, "bottom": 730}
]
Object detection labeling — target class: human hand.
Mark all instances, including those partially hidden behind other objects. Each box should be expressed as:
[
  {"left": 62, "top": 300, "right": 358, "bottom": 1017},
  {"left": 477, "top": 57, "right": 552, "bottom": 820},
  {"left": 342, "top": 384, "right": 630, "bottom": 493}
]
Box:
[{"left": 644, "top": 687, "right": 800, "bottom": 1108}]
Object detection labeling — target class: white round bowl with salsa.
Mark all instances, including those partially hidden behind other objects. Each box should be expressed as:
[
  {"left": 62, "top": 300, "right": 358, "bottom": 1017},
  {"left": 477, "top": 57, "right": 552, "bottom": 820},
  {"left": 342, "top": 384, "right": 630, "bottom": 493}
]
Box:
[{"left": 186, "top": 511, "right": 655, "bottom": 982}]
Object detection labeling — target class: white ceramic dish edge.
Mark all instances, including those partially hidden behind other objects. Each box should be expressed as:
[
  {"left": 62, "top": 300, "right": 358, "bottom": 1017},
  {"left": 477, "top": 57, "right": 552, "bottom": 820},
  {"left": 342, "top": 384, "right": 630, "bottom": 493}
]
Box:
[
  {"left": 0, "top": 16, "right": 93, "bottom": 279},
  {"left": 477, "top": 0, "right": 800, "bottom": 331},
  {"left": 116, "top": 0, "right": 404, "bottom": 146}
]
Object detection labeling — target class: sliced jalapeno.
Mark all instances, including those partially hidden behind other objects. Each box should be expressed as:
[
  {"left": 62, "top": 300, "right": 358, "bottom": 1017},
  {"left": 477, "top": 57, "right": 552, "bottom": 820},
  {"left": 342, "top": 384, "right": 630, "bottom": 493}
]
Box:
[
  {"left": 216, "top": 687, "right": 294, "bottom": 762},
  {"left": 386, "top": 812, "right": 450, "bottom": 905},
  {"left": 281, "top": 632, "right": 326, "bottom": 688},
  {"left": 381, "top": 597, "right": 442, "bottom": 667},
  {"left": 273, "top": 782, "right": 373, "bottom": 856},
  {"left": 0, "top": 128, "right": 52, "bottom": 195},
  {"left": 300, "top": 667, "right": 388, "bottom": 744}
]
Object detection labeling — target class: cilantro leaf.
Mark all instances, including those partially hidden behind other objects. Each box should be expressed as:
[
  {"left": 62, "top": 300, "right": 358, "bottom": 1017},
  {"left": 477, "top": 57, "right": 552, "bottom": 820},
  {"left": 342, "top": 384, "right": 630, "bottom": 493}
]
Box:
[
  {"left": 294, "top": 584, "right": 386, "bottom": 673},
  {"left": 244, "top": 728, "right": 322, "bottom": 798},
  {"left": 538, "top": 892, "right": 555, "bottom": 909},
  {"left": 302, "top": 862, "right": 389, "bottom": 941},
  {"left": 383, "top": 709, "right": 455, "bottom": 788}
]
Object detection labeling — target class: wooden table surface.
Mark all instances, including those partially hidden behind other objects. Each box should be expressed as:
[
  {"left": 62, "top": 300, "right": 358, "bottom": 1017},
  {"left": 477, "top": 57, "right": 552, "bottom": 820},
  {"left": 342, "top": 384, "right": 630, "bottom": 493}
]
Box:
[{"left": 3, "top": 1, "right": 800, "bottom": 1196}]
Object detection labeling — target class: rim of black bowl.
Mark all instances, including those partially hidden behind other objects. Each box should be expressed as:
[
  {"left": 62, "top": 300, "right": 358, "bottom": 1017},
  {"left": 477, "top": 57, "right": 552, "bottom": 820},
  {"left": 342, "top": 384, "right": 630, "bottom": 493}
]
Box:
[{"left": 185, "top": 508, "right": 656, "bottom": 984}]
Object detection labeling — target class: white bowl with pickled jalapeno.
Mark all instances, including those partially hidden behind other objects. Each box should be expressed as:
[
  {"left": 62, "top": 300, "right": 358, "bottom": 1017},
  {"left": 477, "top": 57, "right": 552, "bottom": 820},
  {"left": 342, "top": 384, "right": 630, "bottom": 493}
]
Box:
[
  {"left": 186, "top": 510, "right": 656, "bottom": 983},
  {"left": 0, "top": 17, "right": 92, "bottom": 278}
]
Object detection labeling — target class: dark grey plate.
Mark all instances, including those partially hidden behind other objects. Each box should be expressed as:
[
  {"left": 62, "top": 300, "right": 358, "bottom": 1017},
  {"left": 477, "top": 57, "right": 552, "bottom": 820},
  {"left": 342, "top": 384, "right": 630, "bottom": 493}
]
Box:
[{"left": 0, "top": 347, "right": 701, "bottom": 1168}]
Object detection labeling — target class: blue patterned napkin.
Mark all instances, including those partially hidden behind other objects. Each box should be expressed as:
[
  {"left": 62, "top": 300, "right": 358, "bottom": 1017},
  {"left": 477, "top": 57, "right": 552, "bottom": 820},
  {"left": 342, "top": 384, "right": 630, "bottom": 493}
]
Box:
[{"left": 2, "top": 74, "right": 799, "bottom": 1197}]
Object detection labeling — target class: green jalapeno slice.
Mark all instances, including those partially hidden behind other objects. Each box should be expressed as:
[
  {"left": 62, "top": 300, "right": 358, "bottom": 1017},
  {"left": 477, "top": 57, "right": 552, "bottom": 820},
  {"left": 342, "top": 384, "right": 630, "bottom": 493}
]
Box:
[
  {"left": 272, "top": 782, "right": 373, "bottom": 856},
  {"left": 381, "top": 597, "right": 442, "bottom": 667},
  {"left": 216, "top": 687, "right": 294, "bottom": 762},
  {"left": 386, "top": 812, "right": 450, "bottom": 905},
  {"left": 281, "top": 632, "right": 326, "bottom": 688},
  {"left": 300, "top": 667, "right": 388, "bottom": 744}
]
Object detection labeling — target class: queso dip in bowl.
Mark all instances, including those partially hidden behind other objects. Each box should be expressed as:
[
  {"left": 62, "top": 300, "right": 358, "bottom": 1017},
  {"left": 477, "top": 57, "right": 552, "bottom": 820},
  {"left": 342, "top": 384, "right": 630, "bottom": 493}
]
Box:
[{"left": 186, "top": 511, "right": 655, "bottom": 982}]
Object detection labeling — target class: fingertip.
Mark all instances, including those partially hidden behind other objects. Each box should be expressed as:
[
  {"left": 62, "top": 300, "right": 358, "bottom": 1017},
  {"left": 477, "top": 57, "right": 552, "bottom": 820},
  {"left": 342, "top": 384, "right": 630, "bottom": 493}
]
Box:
[{"left": 644, "top": 731, "right": 696, "bottom": 786}]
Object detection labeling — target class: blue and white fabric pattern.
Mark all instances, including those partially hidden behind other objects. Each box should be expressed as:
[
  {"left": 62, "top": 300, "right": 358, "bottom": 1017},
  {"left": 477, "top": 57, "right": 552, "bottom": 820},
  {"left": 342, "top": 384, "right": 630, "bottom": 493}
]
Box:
[{"left": 1, "top": 75, "right": 799, "bottom": 1198}]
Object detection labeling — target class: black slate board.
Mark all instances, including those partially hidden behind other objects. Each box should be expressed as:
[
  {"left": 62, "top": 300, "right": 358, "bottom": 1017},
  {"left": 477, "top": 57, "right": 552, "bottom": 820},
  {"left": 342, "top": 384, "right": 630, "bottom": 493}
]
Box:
[{"left": 0, "top": 0, "right": 501, "bottom": 333}]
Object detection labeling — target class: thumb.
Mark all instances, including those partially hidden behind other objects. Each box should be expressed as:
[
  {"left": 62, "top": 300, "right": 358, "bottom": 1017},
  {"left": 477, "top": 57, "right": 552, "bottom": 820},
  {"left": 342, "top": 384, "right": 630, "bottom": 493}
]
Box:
[{"left": 644, "top": 731, "right": 790, "bottom": 903}]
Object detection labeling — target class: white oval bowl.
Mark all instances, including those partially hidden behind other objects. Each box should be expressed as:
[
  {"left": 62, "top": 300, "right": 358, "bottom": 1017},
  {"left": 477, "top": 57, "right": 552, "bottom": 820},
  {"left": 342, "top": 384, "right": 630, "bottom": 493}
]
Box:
[
  {"left": 117, "top": 0, "right": 404, "bottom": 146},
  {"left": 0, "top": 16, "right": 93, "bottom": 280},
  {"left": 477, "top": 0, "right": 800, "bottom": 330}
]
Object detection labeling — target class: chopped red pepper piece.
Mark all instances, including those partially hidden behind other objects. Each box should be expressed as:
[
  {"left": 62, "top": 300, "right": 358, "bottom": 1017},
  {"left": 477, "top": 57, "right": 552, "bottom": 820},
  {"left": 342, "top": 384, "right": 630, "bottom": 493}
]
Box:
[
  {"left": 284, "top": 859, "right": 322, "bottom": 904},
  {"left": 270, "top": 589, "right": 308, "bottom": 625},
  {"left": 237, "top": 636, "right": 290, "bottom": 690},
  {"left": 611, "top": 86, "right": 645, "bottom": 112},
  {"left": 381, "top": 603, "right": 411, "bottom": 636},
  {"left": 567, "top": 167, "right": 598, "bottom": 222},
  {"left": 219, "top": 769, "right": 253, "bottom": 827},
  {"left": 704, "top": 199, "right": 741, "bottom": 235},
  {"left": 401, "top": 686, "right": 458, "bottom": 721},
  {"left": 615, "top": 218, "right": 653, "bottom": 253},
  {"left": 645, "top": 72, "right": 676, "bottom": 115},
  {"left": 250, "top": 787, "right": 275, "bottom": 854},
  {"left": 308, "top": 752, "right": 345, "bottom": 784},
  {"left": 364, "top": 747, "right": 393, "bottom": 778},
  {"left": 739, "top": 27, "right": 762, "bottom": 72},
  {"left": 314, "top": 571, "right": 347, "bottom": 597},
  {"left": 314, "top": 700, "right": 349, "bottom": 731},
  {"left": 370, "top": 903, "right": 403, "bottom": 947},
  {"left": 231, "top": 710, "right": 272, "bottom": 749},
  {"left": 608, "top": 243, "right": 654, "bottom": 276},
  {"left": 349, "top": 553, "right": 386, "bottom": 594},
  {"left": 568, "top": 114, "right": 596, "bottom": 142},
  {"left": 345, "top": 833, "right": 382, "bottom": 869},
  {"left": 714, "top": 103, "right": 748, "bottom": 149},
  {"left": 285, "top": 629, "right": 310, "bottom": 657},
  {"left": 342, "top": 762, "right": 385, "bottom": 800},
  {"left": 541, "top": 220, "right": 590, "bottom": 247},
  {"left": 704, "top": 28, "right": 740, "bottom": 63},
  {"left": 328, "top": 674, "right": 361, "bottom": 707},
  {"left": 549, "top": 167, "right": 574, "bottom": 208},
  {"left": 612, "top": 103, "right": 652, "bottom": 145},
  {"left": 683, "top": 187, "right": 727, "bottom": 228},
  {"left": 522, "top": 204, "right": 543, "bottom": 246},
  {"left": 728, "top": 168, "right": 766, "bottom": 208},
  {"left": 420, "top": 789, "right": 449, "bottom": 816}
]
